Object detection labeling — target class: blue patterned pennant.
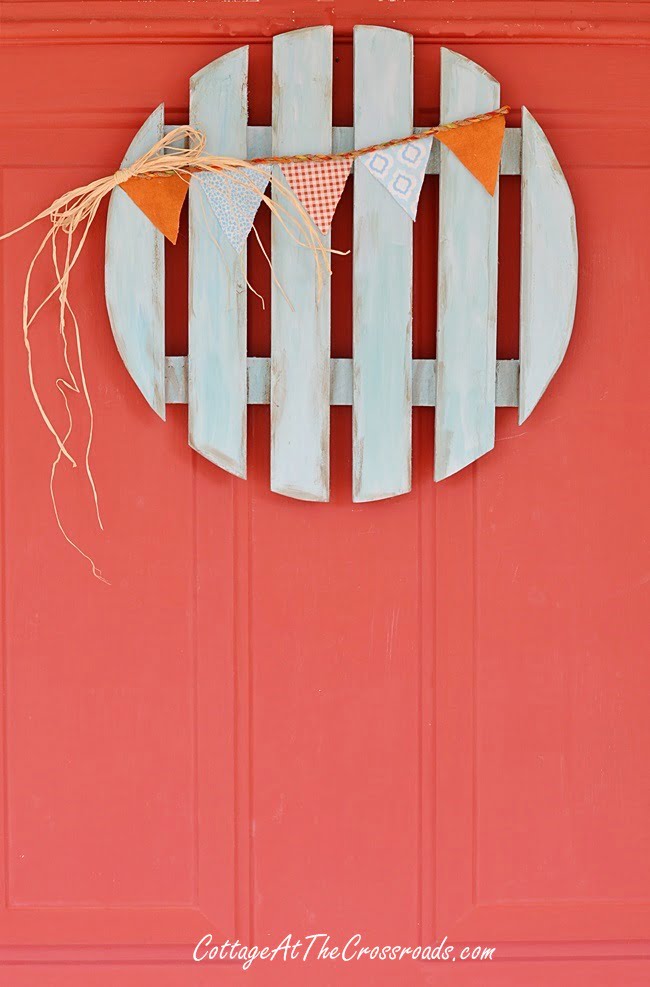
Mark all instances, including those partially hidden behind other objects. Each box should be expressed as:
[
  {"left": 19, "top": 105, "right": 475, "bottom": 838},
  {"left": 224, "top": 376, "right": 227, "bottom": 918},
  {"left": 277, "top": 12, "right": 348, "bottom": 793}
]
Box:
[
  {"left": 359, "top": 135, "right": 433, "bottom": 221},
  {"left": 194, "top": 166, "right": 271, "bottom": 254}
]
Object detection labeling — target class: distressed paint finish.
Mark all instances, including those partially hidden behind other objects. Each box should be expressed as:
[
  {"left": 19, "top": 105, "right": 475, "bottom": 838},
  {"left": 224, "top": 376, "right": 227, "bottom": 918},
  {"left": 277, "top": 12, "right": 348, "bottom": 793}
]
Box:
[
  {"left": 519, "top": 107, "right": 578, "bottom": 423},
  {"left": 434, "top": 49, "right": 500, "bottom": 481},
  {"left": 165, "top": 356, "right": 187, "bottom": 404},
  {"left": 353, "top": 25, "right": 413, "bottom": 502},
  {"left": 165, "top": 357, "right": 520, "bottom": 407},
  {"left": 271, "top": 27, "right": 332, "bottom": 501},
  {"left": 188, "top": 49, "right": 249, "bottom": 476},
  {"left": 105, "top": 104, "right": 166, "bottom": 418}
]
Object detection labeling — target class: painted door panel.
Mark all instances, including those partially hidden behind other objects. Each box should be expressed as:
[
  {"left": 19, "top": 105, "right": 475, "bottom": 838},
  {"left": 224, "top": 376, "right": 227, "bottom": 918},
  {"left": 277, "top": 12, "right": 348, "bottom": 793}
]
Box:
[{"left": 0, "top": 2, "right": 648, "bottom": 984}]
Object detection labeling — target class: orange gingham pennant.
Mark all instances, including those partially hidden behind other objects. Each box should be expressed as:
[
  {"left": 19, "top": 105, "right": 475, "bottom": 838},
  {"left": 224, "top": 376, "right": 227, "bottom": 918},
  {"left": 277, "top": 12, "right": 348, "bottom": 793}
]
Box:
[{"left": 280, "top": 158, "right": 352, "bottom": 234}]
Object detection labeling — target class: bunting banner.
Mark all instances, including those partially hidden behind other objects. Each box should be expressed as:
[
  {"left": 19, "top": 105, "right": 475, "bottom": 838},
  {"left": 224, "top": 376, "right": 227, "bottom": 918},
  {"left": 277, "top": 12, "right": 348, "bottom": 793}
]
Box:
[
  {"left": 359, "top": 135, "right": 433, "bottom": 221},
  {"left": 118, "top": 112, "right": 506, "bottom": 248},
  {"left": 118, "top": 111, "right": 506, "bottom": 249},
  {"left": 280, "top": 159, "right": 352, "bottom": 234},
  {"left": 194, "top": 165, "right": 271, "bottom": 253},
  {"left": 436, "top": 112, "right": 506, "bottom": 196},
  {"left": 120, "top": 172, "right": 189, "bottom": 244}
]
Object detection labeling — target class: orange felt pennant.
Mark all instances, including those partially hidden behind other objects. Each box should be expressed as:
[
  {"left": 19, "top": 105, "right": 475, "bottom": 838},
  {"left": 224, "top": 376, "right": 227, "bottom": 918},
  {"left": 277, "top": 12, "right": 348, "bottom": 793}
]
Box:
[
  {"left": 120, "top": 172, "right": 189, "bottom": 244},
  {"left": 435, "top": 113, "right": 505, "bottom": 196}
]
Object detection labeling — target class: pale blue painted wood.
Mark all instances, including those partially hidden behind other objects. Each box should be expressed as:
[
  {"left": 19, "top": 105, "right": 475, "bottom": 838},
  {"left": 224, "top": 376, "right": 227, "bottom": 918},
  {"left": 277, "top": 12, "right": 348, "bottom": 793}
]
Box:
[
  {"left": 174, "top": 124, "right": 523, "bottom": 174},
  {"left": 188, "top": 48, "right": 249, "bottom": 476},
  {"left": 352, "top": 25, "right": 413, "bottom": 502},
  {"left": 165, "top": 356, "right": 520, "bottom": 408},
  {"left": 519, "top": 108, "right": 578, "bottom": 424},
  {"left": 105, "top": 104, "right": 166, "bottom": 418},
  {"left": 270, "top": 27, "right": 333, "bottom": 501},
  {"left": 166, "top": 356, "right": 519, "bottom": 408},
  {"left": 434, "top": 49, "right": 500, "bottom": 481}
]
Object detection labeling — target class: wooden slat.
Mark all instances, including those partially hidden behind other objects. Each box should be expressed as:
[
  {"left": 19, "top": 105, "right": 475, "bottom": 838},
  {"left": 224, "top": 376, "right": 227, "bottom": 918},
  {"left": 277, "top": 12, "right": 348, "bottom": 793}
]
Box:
[
  {"left": 105, "top": 104, "right": 166, "bottom": 418},
  {"left": 166, "top": 357, "right": 520, "bottom": 408},
  {"left": 170, "top": 125, "right": 523, "bottom": 174},
  {"left": 188, "top": 48, "right": 249, "bottom": 476},
  {"left": 270, "top": 27, "right": 332, "bottom": 501},
  {"left": 165, "top": 356, "right": 187, "bottom": 404},
  {"left": 519, "top": 107, "right": 578, "bottom": 423},
  {"left": 434, "top": 49, "right": 500, "bottom": 481},
  {"left": 353, "top": 25, "right": 413, "bottom": 502}
]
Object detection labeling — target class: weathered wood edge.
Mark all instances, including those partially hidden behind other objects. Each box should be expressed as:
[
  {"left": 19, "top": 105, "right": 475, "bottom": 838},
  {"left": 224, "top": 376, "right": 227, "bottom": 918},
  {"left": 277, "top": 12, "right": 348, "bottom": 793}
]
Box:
[
  {"left": 188, "top": 47, "right": 249, "bottom": 477},
  {"left": 105, "top": 104, "right": 166, "bottom": 419},
  {"left": 519, "top": 107, "right": 578, "bottom": 424},
  {"left": 352, "top": 24, "right": 414, "bottom": 502},
  {"left": 434, "top": 48, "right": 500, "bottom": 481},
  {"left": 270, "top": 25, "right": 332, "bottom": 501}
]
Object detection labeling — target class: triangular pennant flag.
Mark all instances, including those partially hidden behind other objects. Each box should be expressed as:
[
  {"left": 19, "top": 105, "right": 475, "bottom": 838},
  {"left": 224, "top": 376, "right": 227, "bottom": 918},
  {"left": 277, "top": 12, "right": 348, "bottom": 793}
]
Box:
[
  {"left": 360, "top": 135, "right": 433, "bottom": 221},
  {"left": 194, "top": 166, "right": 271, "bottom": 254},
  {"left": 120, "top": 173, "right": 189, "bottom": 245},
  {"left": 280, "top": 159, "right": 352, "bottom": 234},
  {"left": 435, "top": 113, "right": 505, "bottom": 196}
]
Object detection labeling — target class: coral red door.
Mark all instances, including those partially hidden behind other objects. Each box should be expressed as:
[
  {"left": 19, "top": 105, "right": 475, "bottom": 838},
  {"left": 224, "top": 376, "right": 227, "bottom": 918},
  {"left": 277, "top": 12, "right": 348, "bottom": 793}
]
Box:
[{"left": 0, "top": 2, "right": 648, "bottom": 985}]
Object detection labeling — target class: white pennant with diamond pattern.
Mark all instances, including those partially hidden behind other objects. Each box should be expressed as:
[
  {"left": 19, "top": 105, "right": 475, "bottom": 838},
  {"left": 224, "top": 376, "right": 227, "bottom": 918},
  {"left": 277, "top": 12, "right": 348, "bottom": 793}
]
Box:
[{"left": 359, "top": 135, "right": 433, "bottom": 221}]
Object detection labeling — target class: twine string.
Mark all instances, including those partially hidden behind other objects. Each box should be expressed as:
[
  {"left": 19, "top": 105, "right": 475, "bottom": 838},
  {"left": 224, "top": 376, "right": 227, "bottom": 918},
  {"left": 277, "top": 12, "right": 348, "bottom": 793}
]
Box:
[{"left": 250, "top": 105, "right": 510, "bottom": 165}]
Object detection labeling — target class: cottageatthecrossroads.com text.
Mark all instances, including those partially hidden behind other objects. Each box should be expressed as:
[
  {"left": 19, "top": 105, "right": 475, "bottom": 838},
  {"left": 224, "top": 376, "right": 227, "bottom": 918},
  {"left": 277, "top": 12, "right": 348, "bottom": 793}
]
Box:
[{"left": 194, "top": 933, "right": 496, "bottom": 970}]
